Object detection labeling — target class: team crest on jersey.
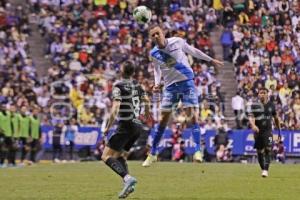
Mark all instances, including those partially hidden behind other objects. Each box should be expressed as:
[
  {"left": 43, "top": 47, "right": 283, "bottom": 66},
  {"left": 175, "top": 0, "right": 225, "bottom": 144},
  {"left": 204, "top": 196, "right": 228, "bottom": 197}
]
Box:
[
  {"left": 269, "top": 107, "right": 273, "bottom": 112},
  {"left": 152, "top": 50, "right": 177, "bottom": 67},
  {"left": 112, "top": 87, "right": 121, "bottom": 99}
]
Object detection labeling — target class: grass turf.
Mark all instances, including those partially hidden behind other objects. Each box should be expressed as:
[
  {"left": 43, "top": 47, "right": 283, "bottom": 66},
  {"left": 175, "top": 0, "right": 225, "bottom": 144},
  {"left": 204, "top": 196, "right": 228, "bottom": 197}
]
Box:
[{"left": 0, "top": 162, "right": 299, "bottom": 200}]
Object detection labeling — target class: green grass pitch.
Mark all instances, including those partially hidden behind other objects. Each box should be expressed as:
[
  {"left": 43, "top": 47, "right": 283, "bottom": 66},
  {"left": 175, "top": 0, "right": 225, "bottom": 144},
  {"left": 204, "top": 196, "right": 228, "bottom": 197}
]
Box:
[{"left": 0, "top": 162, "right": 299, "bottom": 200}]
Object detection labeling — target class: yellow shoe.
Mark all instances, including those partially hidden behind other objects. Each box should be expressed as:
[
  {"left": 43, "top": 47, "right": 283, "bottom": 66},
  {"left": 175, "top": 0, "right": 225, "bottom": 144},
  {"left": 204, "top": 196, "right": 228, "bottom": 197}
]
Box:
[
  {"left": 142, "top": 154, "right": 157, "bottom": 167},
  {"left": 193, "top": 151, "right": 203, "bottom": 162}
]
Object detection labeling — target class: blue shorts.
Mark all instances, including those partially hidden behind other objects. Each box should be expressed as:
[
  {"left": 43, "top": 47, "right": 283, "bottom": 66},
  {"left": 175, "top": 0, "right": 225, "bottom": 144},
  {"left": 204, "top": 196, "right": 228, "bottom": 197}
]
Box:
[{"left": 161, "top": 79, "right": 199, "bottom": 111}]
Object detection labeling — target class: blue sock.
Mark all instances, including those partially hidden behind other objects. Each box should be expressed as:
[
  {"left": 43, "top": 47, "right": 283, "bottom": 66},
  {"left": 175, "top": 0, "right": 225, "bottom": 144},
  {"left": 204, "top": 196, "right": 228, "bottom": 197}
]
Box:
[
  {"left": 150, "top": 125, "right": 166, "bottom": 155},
  {"left": 192, "top": 123, "right": 201, "bottom": 152}
]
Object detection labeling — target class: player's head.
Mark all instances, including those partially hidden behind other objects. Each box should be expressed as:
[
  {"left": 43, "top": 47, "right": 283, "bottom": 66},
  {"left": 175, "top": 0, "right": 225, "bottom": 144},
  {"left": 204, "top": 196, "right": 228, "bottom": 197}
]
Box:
[
  {"left": 258, "top": 87, "right": 268, "bottom": 102},
  {"left": 121, "top": 61, "right": 135, "bottom": 79},
  {"left": 21, "top": 106, "right": 27, "bottom": 114},
  {"left": 10, "top": 105, "right": 17, "bottom": 112},
  {"left": 149, "top": 25, "right": 166, "bottom": 48},
  {"left": 32, "top": 106, "right": 40, "bottom": 116}
]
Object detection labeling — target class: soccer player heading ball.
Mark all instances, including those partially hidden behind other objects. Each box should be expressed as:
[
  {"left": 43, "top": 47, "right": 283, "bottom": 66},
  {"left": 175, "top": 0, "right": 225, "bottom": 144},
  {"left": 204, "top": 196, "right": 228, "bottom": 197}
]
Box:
[{"left": 142, "top": 26, "right": 224, "bottom": 167}]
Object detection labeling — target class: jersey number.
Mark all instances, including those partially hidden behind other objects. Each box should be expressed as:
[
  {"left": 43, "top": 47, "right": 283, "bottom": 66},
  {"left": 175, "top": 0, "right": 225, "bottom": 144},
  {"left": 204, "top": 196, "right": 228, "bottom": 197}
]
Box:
[{"left": 132, "top": 96, "right": 140, "bottom": 118}]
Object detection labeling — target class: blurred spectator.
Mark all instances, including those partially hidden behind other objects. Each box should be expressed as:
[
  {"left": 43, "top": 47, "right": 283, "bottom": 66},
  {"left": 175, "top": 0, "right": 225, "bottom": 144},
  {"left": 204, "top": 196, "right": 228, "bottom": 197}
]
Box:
[
  {"left": 232, "top": 91, "right": 244, "bottom": 129},
  {"left": 220, "top": 27, "right": 234, "bottom": 61},
  {"left": 273, "top": 140, "right": 285, "bottom": 164},
  {"left": 214, "top": 127, "right": 230, "bottom": 162},
  {"left": 172, "top": 140, "right": 185, "bottom": 162},
  {"left": 52, "top": 122, "right": 63, "bottom": 163},
  {"left": 63, "top": 118, "right": 78, "bottom": 161}
]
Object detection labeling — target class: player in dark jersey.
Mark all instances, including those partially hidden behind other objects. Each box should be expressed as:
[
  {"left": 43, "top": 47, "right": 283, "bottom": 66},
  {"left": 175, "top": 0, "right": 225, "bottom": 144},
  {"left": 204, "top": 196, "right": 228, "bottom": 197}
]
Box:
[
  {"left": 101, "top": 61, "right": 151, "bottom": 199},
  {"left": 248, "top": 87, "right": 281, "bottom": 178}
]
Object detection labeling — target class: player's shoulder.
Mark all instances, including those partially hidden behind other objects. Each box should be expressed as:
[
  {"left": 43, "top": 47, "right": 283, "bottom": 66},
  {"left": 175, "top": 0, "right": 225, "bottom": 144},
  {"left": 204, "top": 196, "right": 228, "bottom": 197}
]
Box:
[
  {"left": 113, "top": 80, "right": 130, "bottom": 94},
  {"left": 168, "top": 36, "right": 185, "bottom": 44},
  {"left": 131, "top": 79, "right": 139, "bottom": 86},
  {"left": 113, "top": 80, "right": 123, "bottom": 88}
]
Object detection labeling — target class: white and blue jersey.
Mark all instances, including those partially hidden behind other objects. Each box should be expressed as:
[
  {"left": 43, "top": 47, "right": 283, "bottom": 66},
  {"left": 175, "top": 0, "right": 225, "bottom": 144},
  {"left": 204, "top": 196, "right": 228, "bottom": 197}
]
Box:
[{"left": 150, "top": 37, "right": 213, "bottom": 110}]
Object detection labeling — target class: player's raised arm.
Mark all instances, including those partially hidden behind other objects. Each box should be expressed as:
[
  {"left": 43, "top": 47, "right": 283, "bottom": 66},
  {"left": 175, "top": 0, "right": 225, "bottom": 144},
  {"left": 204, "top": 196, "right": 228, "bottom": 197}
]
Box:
[
  {"left": 153, "top": 60, "right": 163, "bottom": 92},
  {"left": 182, "top": 39, "right": 224, "bottom": 66}
]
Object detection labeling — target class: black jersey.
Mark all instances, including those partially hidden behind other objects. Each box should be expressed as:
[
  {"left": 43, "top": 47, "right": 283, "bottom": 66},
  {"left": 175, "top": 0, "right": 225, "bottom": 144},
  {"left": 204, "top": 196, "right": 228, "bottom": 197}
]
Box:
[
  {"left": 248, "top": 101, "right": 276, "bottom": 132},
  {"left": 112, "top": 79, "right": 146, "bottom": 122}
]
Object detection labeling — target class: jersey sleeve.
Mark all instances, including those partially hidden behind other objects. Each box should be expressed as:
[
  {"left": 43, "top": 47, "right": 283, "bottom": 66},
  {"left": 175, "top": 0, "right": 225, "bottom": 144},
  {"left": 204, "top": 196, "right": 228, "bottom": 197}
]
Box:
[
  {"left": 138, "top": 84, "right": 147, "bottom": 98},
  {"left": 181, "top": 38, "right": 213, "bottom": 62},
  {"left": 246, "top": 102, "right": 254, "bottom": 117},
  {"left": 153, "top": 59, "right": 162, "bottom": 86},
  {"left": 112, "top": 85, "right": 122, "bottom": 101}
]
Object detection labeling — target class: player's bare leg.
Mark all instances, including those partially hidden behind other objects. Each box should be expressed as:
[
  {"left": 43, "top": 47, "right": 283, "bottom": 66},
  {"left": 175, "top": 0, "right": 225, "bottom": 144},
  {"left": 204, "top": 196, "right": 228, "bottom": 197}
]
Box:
[
  {"left": 142, "top": 110, "right": 172, "bottom": 167},
  {"left": 185, "top": 107, "right": 203, "bottom": 162},
  {"left": 102, "top": 147, "right": 137, "bottom": 198}
]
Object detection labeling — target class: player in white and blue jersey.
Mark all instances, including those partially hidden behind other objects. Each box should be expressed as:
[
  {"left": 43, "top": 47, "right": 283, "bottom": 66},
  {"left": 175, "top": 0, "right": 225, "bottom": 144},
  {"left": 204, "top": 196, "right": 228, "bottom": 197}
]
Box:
[{"left": 142, "top": 26, "right": 223, "bottom": 167}]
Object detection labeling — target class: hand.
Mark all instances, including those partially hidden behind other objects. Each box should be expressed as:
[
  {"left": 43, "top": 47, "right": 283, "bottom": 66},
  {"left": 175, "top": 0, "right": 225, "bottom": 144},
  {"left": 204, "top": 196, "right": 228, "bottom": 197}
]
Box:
[
  {"left": 103, "top": 128, "right": 109, "bottom": 136},
  {"left": 211, "top": 59, "right": 224, "bottom": 67},
  {"left": 252, "top": 125, "right": 259, "bottom": 133},
  {"left": 144, "top": 109, "right": 153, "bottom": 121},
  {"left": 152, "top": 84, "right": 163, "bottom": 93}
]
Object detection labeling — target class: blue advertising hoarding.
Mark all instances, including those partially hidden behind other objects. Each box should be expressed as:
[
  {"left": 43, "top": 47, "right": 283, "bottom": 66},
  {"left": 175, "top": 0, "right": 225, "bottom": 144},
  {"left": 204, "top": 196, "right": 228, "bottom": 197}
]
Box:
[{"left": 41, "top": 126, "right": 300, "bottom": 156}]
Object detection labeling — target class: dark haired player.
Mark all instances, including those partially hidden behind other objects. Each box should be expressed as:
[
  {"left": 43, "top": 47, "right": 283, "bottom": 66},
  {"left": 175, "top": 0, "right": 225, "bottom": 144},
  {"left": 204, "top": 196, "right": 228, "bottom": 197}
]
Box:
[
  {"left": 101, "top": 62, "right": 151, "bottom": 198},
  {"left": 248, "top": 88, "right": 281, "bottom": 177}
]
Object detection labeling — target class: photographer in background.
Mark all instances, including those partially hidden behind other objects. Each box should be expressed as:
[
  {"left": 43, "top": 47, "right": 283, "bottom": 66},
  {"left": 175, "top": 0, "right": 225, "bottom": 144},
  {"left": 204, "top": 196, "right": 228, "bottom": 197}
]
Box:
[
  {"left": 63, "top": 118, "right": 78, "bottom": 162},
  {"left": 214, "top": 127, "right": 230, "bottom": 162}
]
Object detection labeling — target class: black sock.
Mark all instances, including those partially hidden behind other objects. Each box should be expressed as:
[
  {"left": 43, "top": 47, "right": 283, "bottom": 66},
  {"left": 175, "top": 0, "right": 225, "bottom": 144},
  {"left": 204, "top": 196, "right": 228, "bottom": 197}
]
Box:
[
  {"left": 8, "top": 149, "right": 16, "bottom": 165},
  {"left": 264, "top": 150, "right": 271, "bottom": 171},
  {"left": 105, "top": 157, "right": 127, "bottom": 178},
  {"left": 257, "top": 152, "right": 264, "bottom": 170},
  {"left": 30, "top": 150, "right": 37, "bottom": 163},
  {"left": 117, "top": 157, "right": 129, "bottom": 174},
  {"left": 0, "top": 152, "right": 5, "bottom": 165}
]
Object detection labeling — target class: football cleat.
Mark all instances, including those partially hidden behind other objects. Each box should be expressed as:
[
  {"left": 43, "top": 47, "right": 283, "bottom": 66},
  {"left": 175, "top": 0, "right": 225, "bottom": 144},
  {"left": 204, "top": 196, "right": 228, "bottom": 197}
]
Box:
[
  {"left": 193, "top": 151, "right": 203, "bottom": 162},
  {"left": 118, "top": 177, "right": 137, "bottom": 199},
  {"left": 142, "top": 154, "right": 157, "bottom": 167},
  {"left": 261, "top": 170, "right": 269, "bottom": 178}
]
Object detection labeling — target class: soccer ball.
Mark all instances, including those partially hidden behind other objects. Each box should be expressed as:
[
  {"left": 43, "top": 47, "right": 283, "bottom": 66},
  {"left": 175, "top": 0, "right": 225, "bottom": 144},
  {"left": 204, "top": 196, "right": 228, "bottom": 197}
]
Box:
[{"left": 133, "top": 6, "right": 152, "bottom": 24}]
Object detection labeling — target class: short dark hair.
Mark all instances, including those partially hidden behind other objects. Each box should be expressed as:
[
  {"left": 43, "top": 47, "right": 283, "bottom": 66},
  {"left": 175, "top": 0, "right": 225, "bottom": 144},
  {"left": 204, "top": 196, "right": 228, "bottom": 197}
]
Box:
[
  {"left": 259, "top": 87, "right": 268, "bottom": 92},
  {"left": 122, "top": 61, "right": 135, "bottom": 78}
]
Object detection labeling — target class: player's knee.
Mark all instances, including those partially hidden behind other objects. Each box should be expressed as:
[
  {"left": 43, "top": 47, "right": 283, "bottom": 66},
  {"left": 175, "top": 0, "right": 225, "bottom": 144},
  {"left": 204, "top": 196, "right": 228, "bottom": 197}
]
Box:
[
  {"left": 101, "top": 154, "right": 110, "bottom": 162},
  {"left": 257, "top": 149, "right": 264, "bottom": 154},
  {"left": 265, "top": 147, "right": 272, "bottom": 153}
]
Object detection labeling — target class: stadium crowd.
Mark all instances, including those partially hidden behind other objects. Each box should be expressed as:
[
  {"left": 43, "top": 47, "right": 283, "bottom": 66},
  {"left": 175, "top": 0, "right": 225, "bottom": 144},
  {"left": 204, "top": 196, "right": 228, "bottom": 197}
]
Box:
[
  {"left": 32, "top": 0, "right": 229, "bottom": 161},
  {"left": 0, "top": 0, "right": 38, "bottom": 166},
  {"left": 220, "top": 0, "right": 300, "bottom": 130},
  {"left": 34, "top": 0, "right": 225, "bottom": 127},
  {"left": 0, "top": 0, "right": 299, "bottom": 164}
]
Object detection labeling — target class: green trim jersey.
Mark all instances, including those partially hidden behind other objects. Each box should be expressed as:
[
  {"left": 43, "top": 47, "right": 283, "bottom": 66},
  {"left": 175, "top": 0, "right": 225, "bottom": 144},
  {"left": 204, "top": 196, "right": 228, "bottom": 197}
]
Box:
[
  {"left": 19, "top": 114, "right": 30, "bottom": 138},
  {"left": 12, "top": 113, "right": 21, "bottom": 138},
  {"left": 30, "top": 116, "right": 41, "bottom": 139},
  {"left": 0, "top": 111, "right": 12, "bottom": 137}
]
